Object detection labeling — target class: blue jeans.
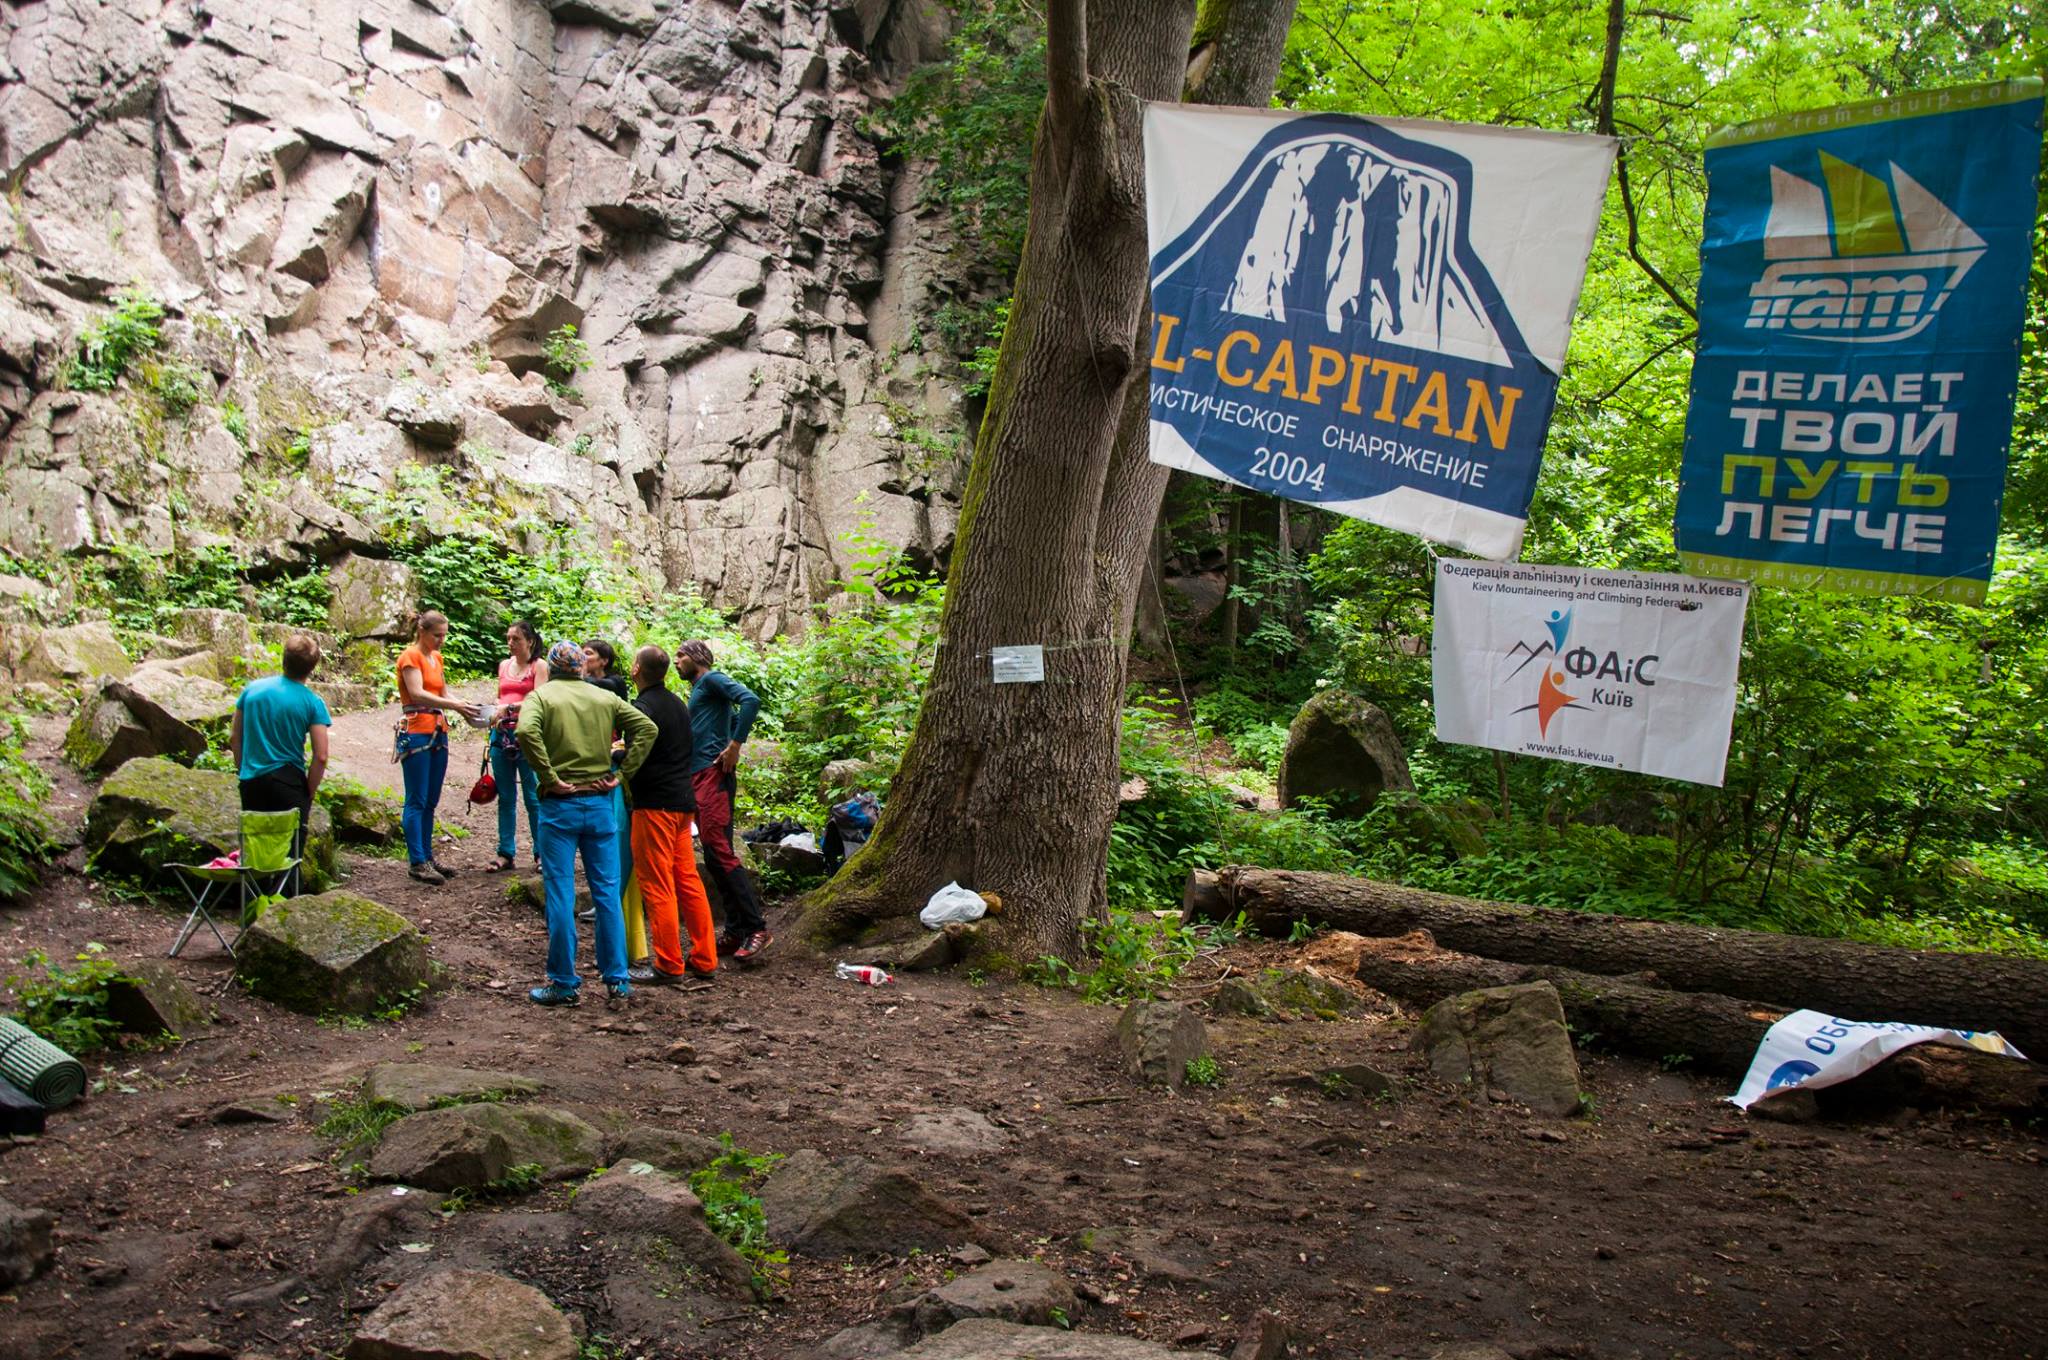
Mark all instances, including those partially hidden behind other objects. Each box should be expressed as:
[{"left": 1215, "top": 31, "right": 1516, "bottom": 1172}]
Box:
[
  {"left": 537, "top": 793, "right": 627, "bottom": 989},
  {"left": 491, "top": 743, "right": 540, "bottom": 860},
  {"left": 398, "top": 731, "right": 449, "bottom": 866}
]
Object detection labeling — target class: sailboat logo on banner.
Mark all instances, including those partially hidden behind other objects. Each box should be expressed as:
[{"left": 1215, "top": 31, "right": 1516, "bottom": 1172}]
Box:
[{"left": 1745, "top": 152, "right": 1986, "bottom": 344}]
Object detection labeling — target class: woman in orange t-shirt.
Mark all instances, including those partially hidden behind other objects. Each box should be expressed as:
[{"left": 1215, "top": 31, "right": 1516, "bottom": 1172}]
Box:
[{"left": 395, "top": 611, "right": 477, "bottom": 885}]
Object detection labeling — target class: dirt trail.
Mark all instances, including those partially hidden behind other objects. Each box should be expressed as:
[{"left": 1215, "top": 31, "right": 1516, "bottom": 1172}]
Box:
[{"left": 2, "top": 717, "right": 2045, "bottom": 1360}]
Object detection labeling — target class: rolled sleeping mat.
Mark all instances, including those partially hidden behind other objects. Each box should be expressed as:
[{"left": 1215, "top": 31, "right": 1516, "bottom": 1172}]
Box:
[{"left": 0, "top": 1016, "right": 88, "bottom": 1110}]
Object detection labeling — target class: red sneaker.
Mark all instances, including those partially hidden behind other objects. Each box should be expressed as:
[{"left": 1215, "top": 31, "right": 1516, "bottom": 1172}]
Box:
[{"left": 733, "top": 930, "right": 773, "bottom": 962}]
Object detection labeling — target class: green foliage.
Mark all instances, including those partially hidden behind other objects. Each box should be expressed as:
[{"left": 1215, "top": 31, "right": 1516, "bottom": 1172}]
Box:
[
  {"left": 865, "top": 0, "right": 1044, "bottom": 277},
  {"left": 401, "top": 528, "right": 645, "bottom": 674},
  {"left": 220, "top": 401, "right": 250, "bottom": 448},
  {"left": 317, "top": 1092, "right": 407, "bottom": 1152},
  {"left": 443, "top": 1161, "right": 545, "bottom": 1213},
  {"left": 688, "top": 1134, "right": 788, "bottom": 1299},
  {"left": 253, "top": 569, "right": 332, "bottom": 628},
  {"left": 139, "top": 356, "right": 207, "bottom": 416},
  {"left": 541, "top": 324, "right": 590, "bottom": 401},
  {"left": 1183, "top": 1054, "right": 1223, "bottom": 1088},
  {"left": 0, "top": 716, "right": 52, "bottom": 902},
  {"left": 65, "top": 289, "right": 164, "bottom": 391},
  {"left": 4, "top": 944, "right": 131, "bottom": 1053}
]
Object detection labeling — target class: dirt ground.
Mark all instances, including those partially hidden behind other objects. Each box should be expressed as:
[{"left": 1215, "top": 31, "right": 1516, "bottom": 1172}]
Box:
[{"left": 2, "top": 708, "right": 2046, "bottom": 1360}]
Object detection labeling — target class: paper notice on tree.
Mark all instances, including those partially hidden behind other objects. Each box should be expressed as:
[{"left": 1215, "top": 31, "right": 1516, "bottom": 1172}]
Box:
[
  {"left": 990, "top": 645, "right": 1044, "bottom": 684},
  {"left": 1431, "top": 559, "right": 1750, "bottom": 786},
  {"left": 1730, "top": 1009, "right": 2028, "bottom": 1109}
]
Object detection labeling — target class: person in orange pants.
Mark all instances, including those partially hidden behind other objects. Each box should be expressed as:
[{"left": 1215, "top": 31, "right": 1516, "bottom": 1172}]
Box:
[{"left": 623, "top": 646, "right": 716, "bottom": 981}]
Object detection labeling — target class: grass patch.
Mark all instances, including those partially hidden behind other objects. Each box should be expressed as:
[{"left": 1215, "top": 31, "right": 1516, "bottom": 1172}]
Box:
[
  {"left": 689, "top": 1133, "right": 788, "bottom": 1300},
  {"left": 4, "top": 944, "right": 134, "bottom": 1053}
]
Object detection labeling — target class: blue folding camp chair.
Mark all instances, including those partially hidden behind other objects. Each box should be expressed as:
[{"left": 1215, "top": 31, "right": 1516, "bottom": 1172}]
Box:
[{"left": 166, "top": 809, "right": 303, "bottom": 958}]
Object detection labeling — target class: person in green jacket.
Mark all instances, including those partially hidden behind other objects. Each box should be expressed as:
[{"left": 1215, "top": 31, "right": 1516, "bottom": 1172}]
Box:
[{"left": 516, "top": 641, "right": 658, "bottom": 1005}]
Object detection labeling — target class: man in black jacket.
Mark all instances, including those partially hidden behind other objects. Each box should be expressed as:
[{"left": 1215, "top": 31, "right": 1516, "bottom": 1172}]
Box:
[{"left": 625, "top": 645, "right": 717, "bottom": 982}]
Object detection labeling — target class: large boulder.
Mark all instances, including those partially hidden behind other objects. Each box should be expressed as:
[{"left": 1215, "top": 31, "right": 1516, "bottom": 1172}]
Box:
[
  {"left": 1114, "top": 1000, "right": 1208, "bottom": 1089},
  {"left": 166, "top": 608, "right": 258, "bottom": 662},
  {"left": 0, "top": 1197, "right": 56, "bottom": 1289},
  {"left": 358, "top": 1063, "right": 542, "bottom": 1111},
  {"left": 570, "top": 1162, "right": 754, "bottom": 1294},
  {"left": 326, "top": 554, "right": 418, "bottom": 641},
  {"left": 346, "top": 1269, "right": 576, "bottom": 1360},
  {"left": 1276, "top": 688, "right": 1415, "bottom": 817},
  {"left": 1413, "top": 981, "right": 1585, "bottom": 1117},
  {"left": 62, "top": 664, "right": 235, "bottom": 771},
  {"left": 83, "top": 757, "right": 337, "bottom": 886},
  {"left": 235, "top": 891, "right": 431, "bottom": 1017},
  {"left": 16, "top": 620, "right": 131, "bottom": 685},
  {"left": 759, "top": 1150, "right": 975, "bottom": 1259},
  {"left": 104, "top": 960, "right": 211, "bottom": 1036},
  {"left": 367, "top": 1104, "right": 604, "bottom": 1190},
  {"left": 322, "top": 781, "right": 404, "bottom": 848}
]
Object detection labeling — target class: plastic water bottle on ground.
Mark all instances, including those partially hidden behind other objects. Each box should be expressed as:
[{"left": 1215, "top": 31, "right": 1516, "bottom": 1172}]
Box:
[{"left": 834, "top": 962, "right": 893, "bottom": 986}]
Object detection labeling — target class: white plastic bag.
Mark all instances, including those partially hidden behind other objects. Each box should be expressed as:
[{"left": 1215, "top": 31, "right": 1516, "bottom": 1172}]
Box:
[
  {"left": 920, "top": 880, "right": 987, "bottom": 929},
  {"left": 778, "top": 831, "right": 819, "bottom": 852}
]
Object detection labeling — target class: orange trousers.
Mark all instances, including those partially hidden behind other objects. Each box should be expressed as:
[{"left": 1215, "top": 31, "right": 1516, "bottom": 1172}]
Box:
[{"left": 630, "top": 809, "right": 716, "bottom": 975}]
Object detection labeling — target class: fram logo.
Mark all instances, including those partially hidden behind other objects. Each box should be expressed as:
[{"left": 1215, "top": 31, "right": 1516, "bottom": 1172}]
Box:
[
  {"left": 1502, "top": 606, "right": 1582, "bottom": 738},
  {"left": 1745, "top": 151, "right": 1985, "bottom": 344}
]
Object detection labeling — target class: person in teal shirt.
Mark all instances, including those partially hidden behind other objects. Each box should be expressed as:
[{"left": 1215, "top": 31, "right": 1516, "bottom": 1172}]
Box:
[{"left": 228, "top": 634, "right": 332, "bottom": 895}]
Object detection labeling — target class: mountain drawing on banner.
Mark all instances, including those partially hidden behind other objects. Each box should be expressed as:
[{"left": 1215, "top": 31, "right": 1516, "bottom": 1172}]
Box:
[
  {"left": 1746, "top": 151, "right": 1985, "bottom": 344},
  {"left": 1210, "top": 141, "right": 1511, "bottom": 366}
]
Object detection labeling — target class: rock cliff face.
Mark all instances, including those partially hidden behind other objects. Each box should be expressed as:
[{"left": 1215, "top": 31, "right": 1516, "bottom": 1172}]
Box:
[{"left": 0, "top": 0, "right": 979, "bottom": 635}]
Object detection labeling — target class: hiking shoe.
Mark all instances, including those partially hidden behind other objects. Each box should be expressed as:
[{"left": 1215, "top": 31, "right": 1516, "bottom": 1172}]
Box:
[
  {"left": 716, "top": 931, "right": 744, "bottom": 956},
  {"left": 409, "top": 864, "right": 445, "bottom": 886},
  {"left": 528, "top": 983, "right": 579, "bottom": 1007},
  {"left": 605, "top": 981, "right": 632, "bottom": 1001},
  {"left": 733, "top": 930, "right": 773, "bottom": 962},
  {"left": 431, "top": 861, "right": 460, "bottom": 878},
  {"left": 685, "top": 964, "right": 717, "bottom": 981},
  {"left": 628, "top": 966, "right": 687, "bottom": 986}
]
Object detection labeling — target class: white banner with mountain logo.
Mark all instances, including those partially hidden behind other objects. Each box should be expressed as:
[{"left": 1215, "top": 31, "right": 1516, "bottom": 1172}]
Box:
[
  {"left": 1432, "top": 560, "right": 1751, "bottom": 787},
  {"left": 1142, "top": 105, "right": 1614, "bottom": 559}
]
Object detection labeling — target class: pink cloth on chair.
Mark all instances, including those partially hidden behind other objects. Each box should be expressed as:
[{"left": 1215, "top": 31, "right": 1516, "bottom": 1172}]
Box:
[{"left": 205, "top": 850, "right": 242, "bottom": 869}]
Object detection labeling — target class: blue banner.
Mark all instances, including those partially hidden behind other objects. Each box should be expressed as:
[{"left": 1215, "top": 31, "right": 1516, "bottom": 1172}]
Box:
[
  {"left": 1675, "top": 81, "right": 2045, "bottom": 603},
  {"left": 1143, "top": 106, "right": 1614, "bottom": 560}
]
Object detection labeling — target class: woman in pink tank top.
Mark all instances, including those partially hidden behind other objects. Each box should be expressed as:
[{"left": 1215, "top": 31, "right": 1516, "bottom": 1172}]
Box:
[{"left": 487, "top": 621, "right": 545, "bottom": 872}]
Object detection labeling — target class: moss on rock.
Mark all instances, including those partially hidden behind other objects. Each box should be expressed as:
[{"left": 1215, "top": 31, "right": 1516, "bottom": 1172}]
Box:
[
  {"left": 83, "top": 756, "right": 336, "bottom": 888},
  {"left": 234, "top": 890, "right": 430, "bottom": 1016}
]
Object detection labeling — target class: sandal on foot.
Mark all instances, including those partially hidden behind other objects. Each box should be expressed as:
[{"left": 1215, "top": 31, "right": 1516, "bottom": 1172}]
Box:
[{"left": 485, "top": 854, "right": 516, "bottom": 874}]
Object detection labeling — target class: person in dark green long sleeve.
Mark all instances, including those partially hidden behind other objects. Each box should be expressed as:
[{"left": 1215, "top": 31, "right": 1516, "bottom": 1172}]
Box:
[{"left": 516, "top": 641, "right": 659, "bottom": 1005}]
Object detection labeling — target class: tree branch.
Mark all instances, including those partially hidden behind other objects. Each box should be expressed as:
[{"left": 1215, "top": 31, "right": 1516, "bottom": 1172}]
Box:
[
  {"left": 1592, "top": 0, "right": 1699, "bottom": 322},
  {"left": 1047, "top": 0, "right": 1089, "bottom": 134},
  {"left": 1590, "top": 327, "right": 1696, "bottom": 404}
]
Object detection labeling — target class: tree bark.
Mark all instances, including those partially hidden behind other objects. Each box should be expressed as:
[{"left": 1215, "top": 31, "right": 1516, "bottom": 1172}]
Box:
[
  {"left": 1186, "top": 867, "right": 2048, "bottom": 1055},
  {"left": 801, "top": 0, "right": 1298, "bottom": 957}
]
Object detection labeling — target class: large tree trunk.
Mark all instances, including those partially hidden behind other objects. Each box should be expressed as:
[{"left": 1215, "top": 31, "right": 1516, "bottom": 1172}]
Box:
[
  {"left": 1187, "top": 867, "right": 2048, "bottom": 1054},
  {"left": 1349, "top": 934, "right": 2044, "bottom": 1112},
  {"left": 801, "top": 0, "right": 1297, "bottom": 956}
]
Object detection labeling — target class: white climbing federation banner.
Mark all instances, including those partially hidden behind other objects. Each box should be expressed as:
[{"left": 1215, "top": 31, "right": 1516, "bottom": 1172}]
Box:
[
  {"left": 1431, "top": 559, "right": 1751, "bottom": 787},
  {"left": 1142, "top": 103, "right": 1615, "bottom": 560}
]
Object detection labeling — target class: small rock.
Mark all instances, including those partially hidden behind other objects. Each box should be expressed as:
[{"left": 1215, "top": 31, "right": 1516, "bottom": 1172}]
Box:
[
  {"left": 358, "top": 1063, "right": 542, "bottom": 1111},
  {"left": 1412, "top": 981, "right": 1584, "bottom": 1118},
  {"left": 882, "top": 1319, "right": 1190, "bottom": 1357},
  {"left": 1749, "top": 1088, "right": 1821, "bottom": 1123},
  {"left": 605, "top": 1124, "right": 721, "bottom": 1174},
  {"left": 760, "top": 1150, "right": 975, "bottom": 1259},
  {"left": 1215, "top": 968, "right": 1362, "bottom": 1021},
  {"left": 908, "top": 1259, "right": 1077, "bottom": 1334},
  {"left": 0, "top": 1197, "right": 56, "bottom": 1288},
  {"left": 166, "top": 1342, "right": 237, "bottom": 1360},
  {"left": 570, "top": 1163, "right": 754, "bottom": 1295},
  {"left": 210, "top": 1229, "right": 246, "bottom": 1250},
  {"left": 1523, "top": 1127, "right": 1568, "bottom": 1144},
  {"left": 86, "top": 1261, "right": 129, "bottom": 1287},
  {"left": 1173, "top": 1325, "right": 1210, "bottom": 1346},
  {"left": 346, "top": 1269, "right": 576, "bottom": 1360},
  {"left": 1076, "top": 1225, "right": 1205, "bottom": 1284},
  {"left": 1229, "top": 1311, "right": 1292, "bottom": 1360},
  {"left": 1114, "top": 1000, "right": 1208, "bottom": 1090},
  {"left": 1297, "top": 1062, "right": 1396, "bottom": 1100},
  {"left": 104, "top": 959, "right": 211, "bottom": 1037},
  {"left": 368, "top": 1104, "right": 604, "bottom": 1191},
  {"left": 899, "top": 1108, "right": 1009, "bottom": 1157},
  {"left": 950, "top": 1244, "right": 992, "bottom": 1266},
  {"left": 663, "top": 1039, "right": 699, "bottom": 1065}
]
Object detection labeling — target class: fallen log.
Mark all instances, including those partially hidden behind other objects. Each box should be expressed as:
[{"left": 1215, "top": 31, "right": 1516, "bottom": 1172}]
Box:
[
  {"left": 1352, "top": 933, "right": 2045, "bottom": 1114},
  {"left": 1186, "top": 867, "right": 2048, "bottom": 1056}
]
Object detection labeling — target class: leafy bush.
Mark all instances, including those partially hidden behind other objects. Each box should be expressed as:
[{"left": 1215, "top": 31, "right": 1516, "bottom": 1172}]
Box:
[
  {"left": 5, "top": 944, "right": 132, "bottom": 1053},
  {"left": 1183, "top": 1054, "right": 1222, "bottom": 1088},
  {"left": 541, "top": 324, "right": 590, "bottom": 400},
  {"left": 65, "top": 290, "right": 164, "bottom": 391},
  {"left": 403, "top": 529, "right": 645, "bottom": 674},
  {"left": 688, "top": 1134, "right": 788, "bottom": 1298},
  {"left": 253, "top": 569, "right": 332, "bottom": 629},
  {"left": 0, "top": 716, "right": 51, "bottom": 902}
]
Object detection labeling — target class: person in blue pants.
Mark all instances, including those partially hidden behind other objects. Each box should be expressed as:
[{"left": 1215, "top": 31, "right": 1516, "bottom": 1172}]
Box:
[
  {"left": 486, "top": 621, "right": 545, "bottom": 873},
  {"left": 515, "top": 641, "right": 657, "bottom": 1005},
  {"left": 395, "top": 611, "right": 477, "bottom": 885}
]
